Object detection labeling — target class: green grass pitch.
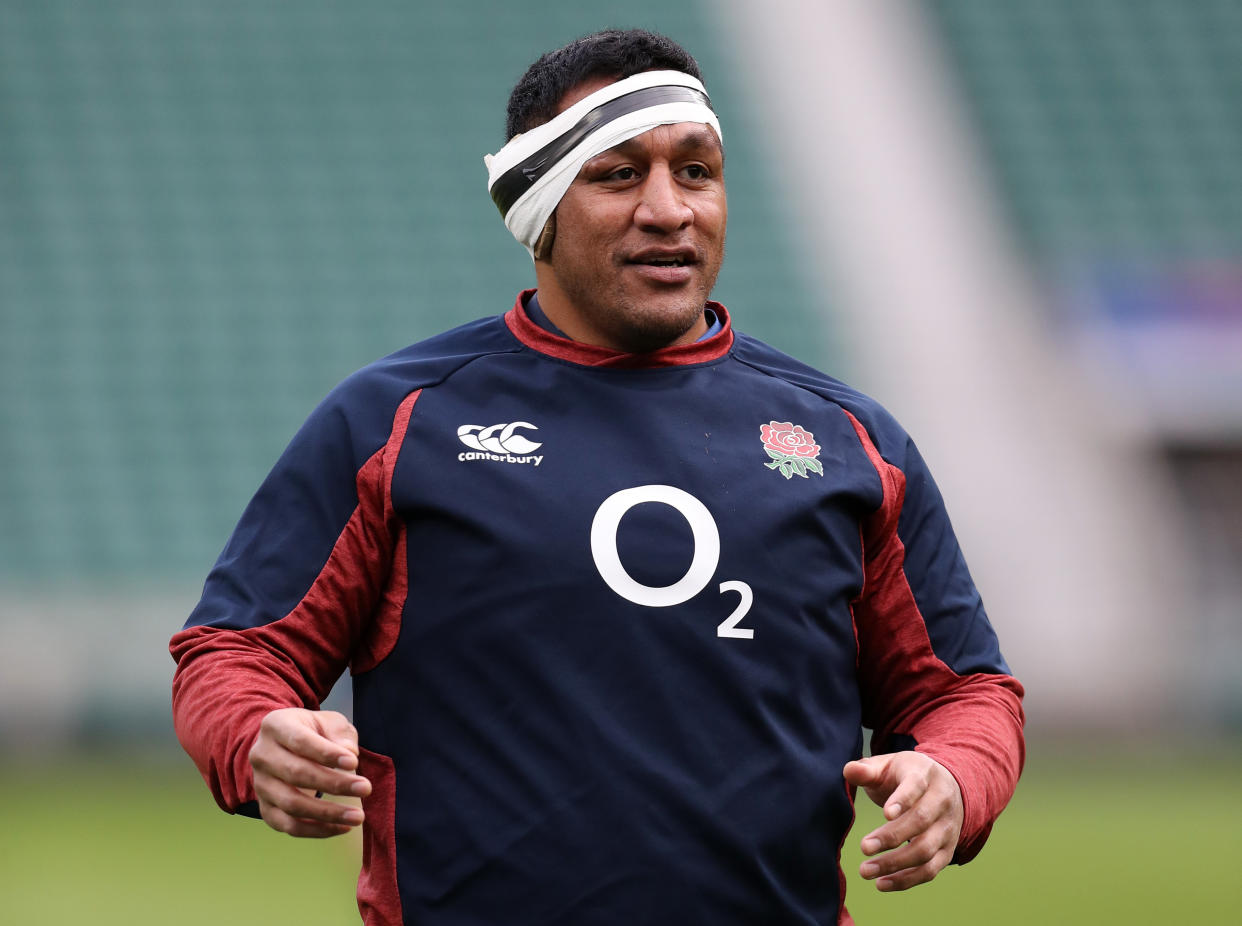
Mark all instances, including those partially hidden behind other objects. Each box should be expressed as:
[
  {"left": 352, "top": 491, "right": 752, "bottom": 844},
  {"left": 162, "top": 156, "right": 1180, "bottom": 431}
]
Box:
[{"left": 1, "top": 743, "right": 1238, "bottom": 924}]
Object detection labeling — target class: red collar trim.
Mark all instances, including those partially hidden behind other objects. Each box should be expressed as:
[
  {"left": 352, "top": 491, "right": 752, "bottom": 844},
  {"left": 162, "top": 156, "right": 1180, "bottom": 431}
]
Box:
[{"left": 503, "top": 290, "right": 734, "bottom": 368}]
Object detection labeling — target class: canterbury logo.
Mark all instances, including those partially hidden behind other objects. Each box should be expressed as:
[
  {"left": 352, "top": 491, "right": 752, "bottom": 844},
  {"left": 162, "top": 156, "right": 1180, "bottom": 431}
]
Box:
[{"left": 457, "top": 422, "right": 543, "bottom": 466}]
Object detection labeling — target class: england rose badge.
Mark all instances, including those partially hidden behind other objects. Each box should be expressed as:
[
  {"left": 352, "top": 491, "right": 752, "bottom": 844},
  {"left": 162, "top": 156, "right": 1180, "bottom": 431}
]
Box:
[{"left": 760, "top": 421, "right": 824, "bottom": 479}]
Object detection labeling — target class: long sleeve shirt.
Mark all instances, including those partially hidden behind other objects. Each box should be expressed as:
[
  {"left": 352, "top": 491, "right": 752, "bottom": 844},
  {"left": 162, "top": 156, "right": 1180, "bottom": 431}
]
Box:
[{"left": 171, "top": 293, "right": 1024, "bottom": 925}]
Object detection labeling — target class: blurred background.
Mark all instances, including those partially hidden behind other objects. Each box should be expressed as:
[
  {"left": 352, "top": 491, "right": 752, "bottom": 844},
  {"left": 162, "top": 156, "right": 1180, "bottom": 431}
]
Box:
[{"left": 1, "top": 0, "right": 1238, "bottom": 922}]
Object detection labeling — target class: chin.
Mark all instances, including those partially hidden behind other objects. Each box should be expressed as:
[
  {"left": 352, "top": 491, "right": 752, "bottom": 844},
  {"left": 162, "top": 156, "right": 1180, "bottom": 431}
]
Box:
[{"left": 609, "top": 298, "right": 708, "bottom": 352}]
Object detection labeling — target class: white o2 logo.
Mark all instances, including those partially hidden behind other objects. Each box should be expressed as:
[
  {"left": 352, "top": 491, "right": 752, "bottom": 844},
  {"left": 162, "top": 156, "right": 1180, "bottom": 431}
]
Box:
[{"left": 590, "top": 485, "right": 755, "bottom": 639}]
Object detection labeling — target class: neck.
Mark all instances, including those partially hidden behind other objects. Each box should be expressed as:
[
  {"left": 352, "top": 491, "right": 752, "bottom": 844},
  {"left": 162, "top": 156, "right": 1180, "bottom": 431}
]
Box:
[{"left": 531, "top": 270, "right": 709, "bottom": 353}]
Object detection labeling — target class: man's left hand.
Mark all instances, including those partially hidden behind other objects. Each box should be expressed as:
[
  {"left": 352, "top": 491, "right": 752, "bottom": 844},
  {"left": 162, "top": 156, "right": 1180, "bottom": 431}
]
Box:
[{"left": 842, "top": 752, "right": 963, "bottom": 892}]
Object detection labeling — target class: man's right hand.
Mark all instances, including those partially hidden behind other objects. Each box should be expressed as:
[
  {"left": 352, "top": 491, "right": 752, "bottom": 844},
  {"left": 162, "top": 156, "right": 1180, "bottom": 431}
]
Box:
[{"left": 248, "top": 707, "right": 373, "bottom": 837}]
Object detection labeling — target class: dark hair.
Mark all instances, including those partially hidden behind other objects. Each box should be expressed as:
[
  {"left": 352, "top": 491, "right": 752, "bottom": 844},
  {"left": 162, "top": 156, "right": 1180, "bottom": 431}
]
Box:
[{"left": 505, "top": 29, "right": 703, "bottom": 140}]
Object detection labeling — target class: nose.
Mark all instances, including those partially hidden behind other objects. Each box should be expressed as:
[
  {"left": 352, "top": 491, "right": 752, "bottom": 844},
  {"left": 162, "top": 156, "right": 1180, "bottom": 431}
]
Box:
[{"left": 634, "top": 166, "right": 693, "bottom": 232}]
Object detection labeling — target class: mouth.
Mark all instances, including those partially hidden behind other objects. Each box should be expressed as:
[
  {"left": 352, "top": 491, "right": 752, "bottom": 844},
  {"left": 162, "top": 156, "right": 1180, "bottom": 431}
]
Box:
[
  {"left": 628, "top": 248, "right": 697, "bottom": 268},
  {"left": 626, "top": 248, "right": 698, "bottom": 283}
]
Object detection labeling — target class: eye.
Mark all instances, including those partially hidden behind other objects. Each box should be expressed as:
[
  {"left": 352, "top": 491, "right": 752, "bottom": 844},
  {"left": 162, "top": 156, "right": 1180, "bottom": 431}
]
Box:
[
  {"left": 680, "top": 164, "right": 711, "bottom": 181},
  {"left": 608, "top": 166, "right": 640, "bottom": 181}
]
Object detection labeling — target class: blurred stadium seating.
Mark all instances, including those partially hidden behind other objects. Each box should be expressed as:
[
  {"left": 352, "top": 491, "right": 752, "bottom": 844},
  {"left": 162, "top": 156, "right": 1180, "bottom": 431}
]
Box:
[
  {"left": 925, "top": 0, "right": 1242, "bottom": 722},
  {"left": 0, "top": 0, "right": 1238, "bottom": 740},
  {"left": 928, "top": 0, "right": 1242, "bottom": 439},
  {"left": 0, "top": 0, "right": 825, "bottom": 588}
]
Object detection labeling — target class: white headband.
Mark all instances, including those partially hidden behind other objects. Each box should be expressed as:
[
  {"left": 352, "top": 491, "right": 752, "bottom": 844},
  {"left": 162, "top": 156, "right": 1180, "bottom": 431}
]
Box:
[{"left": 485, "top": 70, "right": 722, "bottom": 257}]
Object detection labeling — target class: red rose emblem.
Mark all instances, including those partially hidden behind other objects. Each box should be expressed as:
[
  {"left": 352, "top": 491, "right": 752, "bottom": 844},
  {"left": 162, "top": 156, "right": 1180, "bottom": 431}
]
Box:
[
  {"left": 760, "top": 421, "right": 821, "bottom": 458},
  {"left": 760, "top": 421, "right": 824, "bottom": 479}
]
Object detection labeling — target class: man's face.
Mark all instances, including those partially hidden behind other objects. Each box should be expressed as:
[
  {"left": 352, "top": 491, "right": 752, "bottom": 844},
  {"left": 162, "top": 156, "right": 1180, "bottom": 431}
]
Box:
[{"left": 534, "top": 79, "right": 727, "bottom": 353}]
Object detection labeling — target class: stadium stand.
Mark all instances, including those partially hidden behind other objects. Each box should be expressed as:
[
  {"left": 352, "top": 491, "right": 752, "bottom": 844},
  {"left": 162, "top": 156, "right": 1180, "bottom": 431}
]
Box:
[
  {"left": 926, "top": 0, "right": 1242, "bottom": 717},
  {"left": 925, "top": 0, "right": 1242, "bottom": 439},
  {"left": 0, "top": 1, "right": 826, "bottom": 582},
  {"left": 927, "top": 0, "right": 1242, "bottom": 263}
]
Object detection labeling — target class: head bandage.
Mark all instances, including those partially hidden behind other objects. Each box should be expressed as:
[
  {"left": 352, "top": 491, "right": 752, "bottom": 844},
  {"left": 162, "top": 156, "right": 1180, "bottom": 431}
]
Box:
[{"left": 485, "top": 70, "right": 722, "bottom": 257}]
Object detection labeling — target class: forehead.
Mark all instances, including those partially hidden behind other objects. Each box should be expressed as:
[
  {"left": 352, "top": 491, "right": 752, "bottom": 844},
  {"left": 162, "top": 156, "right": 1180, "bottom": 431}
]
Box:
[
  {"left": 551, "top": 75, "right": 723, "bottom": 163},
  {"left": 586, "top": 122, "right": 723, "bottom": 162}
]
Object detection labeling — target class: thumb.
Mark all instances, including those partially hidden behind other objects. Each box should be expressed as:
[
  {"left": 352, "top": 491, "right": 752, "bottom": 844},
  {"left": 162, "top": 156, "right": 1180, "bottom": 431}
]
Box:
[
  {"left": 843, "top": 756, "right": 895, "bottom": 807},
  {"left": 842, "top": 756, "right": 887, "bottom": 787}
]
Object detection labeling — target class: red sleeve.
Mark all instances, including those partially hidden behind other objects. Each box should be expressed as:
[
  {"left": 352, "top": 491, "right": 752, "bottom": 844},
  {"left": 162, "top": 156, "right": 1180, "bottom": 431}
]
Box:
[
  {"left": 845, "top": 410, "right": 1025, "bottom": 863},
  {"left": 169, "top": 391, "right": 416, "bottom": 813}
]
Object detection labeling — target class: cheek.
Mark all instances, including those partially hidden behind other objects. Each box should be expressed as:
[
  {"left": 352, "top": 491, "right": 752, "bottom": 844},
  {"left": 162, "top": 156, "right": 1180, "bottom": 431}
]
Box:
[
  {"left": 549, "top": 217, "right": 595, "bottom": 269},
  {"left": 698, "top": 197, "right": 728, "bottom": 243},
  {"left": 556, "top": 202, "right": 625, "bottom": 260}
]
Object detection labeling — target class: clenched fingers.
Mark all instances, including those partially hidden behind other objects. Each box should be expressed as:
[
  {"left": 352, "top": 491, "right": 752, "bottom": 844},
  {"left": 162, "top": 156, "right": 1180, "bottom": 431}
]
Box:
[
  {"left": 848, "top": 751, "right": 963, "bottom": 892},
  {"left": 249, "top": 707, "right": 371, "bottom": 838},
  {"left": 858, "top": 816, "right": 957, "bottom": 890},
  {"left": 255, "top": 774, "right": 365, "bottom": 835},
  {"left": 860, "top": 779, "right": 955, "bottom": 857},
  {"left": 251, "top": 743, "right": 370, "bottom": 799},
  {"left": 258, "top": 799, "right": 359, "bottom": 839},
  {"left": 259, "top": 708, "right": 361, "bottom": 773}
]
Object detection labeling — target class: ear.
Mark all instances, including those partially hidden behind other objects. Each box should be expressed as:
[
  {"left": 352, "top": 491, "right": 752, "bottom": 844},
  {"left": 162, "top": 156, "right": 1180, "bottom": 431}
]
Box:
[{"left": 532, "top": 215, "right": 556, "bottom": 261}]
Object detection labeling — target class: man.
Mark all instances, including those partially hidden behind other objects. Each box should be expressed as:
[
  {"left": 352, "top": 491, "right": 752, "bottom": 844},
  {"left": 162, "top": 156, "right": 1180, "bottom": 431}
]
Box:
[{"left": 171, "top": 28, "right": 1024, "bottom": 925}]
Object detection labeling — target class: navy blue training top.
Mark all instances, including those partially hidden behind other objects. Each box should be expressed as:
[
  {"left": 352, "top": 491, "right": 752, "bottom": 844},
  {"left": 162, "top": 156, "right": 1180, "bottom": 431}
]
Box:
[{"left": 172, "top": 293, "right": 1024, "bottom": 926}]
